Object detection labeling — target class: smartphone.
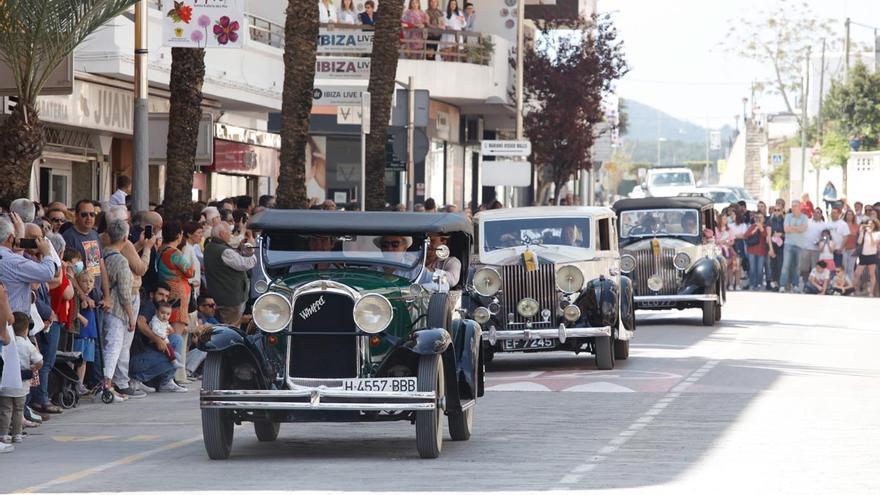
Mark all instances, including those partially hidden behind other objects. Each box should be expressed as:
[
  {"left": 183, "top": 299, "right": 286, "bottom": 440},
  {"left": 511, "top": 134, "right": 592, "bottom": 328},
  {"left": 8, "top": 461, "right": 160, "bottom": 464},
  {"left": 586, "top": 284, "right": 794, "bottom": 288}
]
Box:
[
  {"left": 18, "top": 238, "right": 37, "bottom": 249},
  {"left": 144, "top": 225, "right": 153, "bottom": 239}
]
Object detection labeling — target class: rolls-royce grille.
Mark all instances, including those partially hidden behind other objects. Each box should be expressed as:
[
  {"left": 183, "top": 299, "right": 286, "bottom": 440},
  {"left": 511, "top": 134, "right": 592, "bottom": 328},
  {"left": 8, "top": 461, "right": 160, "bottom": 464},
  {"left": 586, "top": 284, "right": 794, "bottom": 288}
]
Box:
[
  {"left": 501, "top": 264, "right": 558, "bottom": 329},
  {"left": 289, "top": 292, "right": 357, "bottom": 379},
  {"left": 632, "top": 248, "right": 679, "bottom": 296}
]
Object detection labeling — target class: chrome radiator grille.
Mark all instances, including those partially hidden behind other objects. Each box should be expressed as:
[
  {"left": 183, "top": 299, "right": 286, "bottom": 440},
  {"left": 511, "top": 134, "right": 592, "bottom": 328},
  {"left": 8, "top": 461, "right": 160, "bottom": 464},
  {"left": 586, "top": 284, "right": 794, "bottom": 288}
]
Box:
[
  {"left": 500, "top": 263, "right": 558, "bottom": 328},
  {"left": 632, "top": 248, "right": 679, "bottom": 295}
]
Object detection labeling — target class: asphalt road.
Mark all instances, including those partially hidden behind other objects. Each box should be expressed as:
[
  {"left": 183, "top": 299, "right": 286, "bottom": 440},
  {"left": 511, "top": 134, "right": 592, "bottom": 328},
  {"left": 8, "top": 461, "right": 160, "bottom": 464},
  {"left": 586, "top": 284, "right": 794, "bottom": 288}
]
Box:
[{"left": 3, "top": 292, "right": 880, "bottom": 495}]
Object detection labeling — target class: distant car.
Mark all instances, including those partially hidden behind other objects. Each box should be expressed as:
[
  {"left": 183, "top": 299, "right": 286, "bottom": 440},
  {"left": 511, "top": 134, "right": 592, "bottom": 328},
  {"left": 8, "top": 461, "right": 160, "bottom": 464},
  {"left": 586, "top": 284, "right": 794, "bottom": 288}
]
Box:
[
  {"left": 629, "top": 185, "right": 647, "bottom": 199},
  {"left": 713, "top": 186, "right": 760, "bottom": 211},
  {"left": 644, "top": 167, "right": 696, "bottom": 198},
  {"left": 679, "top": 188, "right": 741, "bottom": 214},
  {"left": 464, "top": 207, "right": 636, "bottom": 370},
  {"left": 612, "top": 197, "right": 726, "bottom": 326},
  {"left": 199, "top": 210, "right": 484, "bottom": 460}
]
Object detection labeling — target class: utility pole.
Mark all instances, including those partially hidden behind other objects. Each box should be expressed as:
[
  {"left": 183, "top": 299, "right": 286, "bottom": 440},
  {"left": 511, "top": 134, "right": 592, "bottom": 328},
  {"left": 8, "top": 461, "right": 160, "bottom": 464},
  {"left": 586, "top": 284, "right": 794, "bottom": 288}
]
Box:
[
  {"left": 844, "top": 18, "right": 851, "bottom": 79},
  {"left": 817, "top": 38, "right": 826, "bottom": 140},
  {"left": 360, "top": 91, "right": 370, "bottom": 212},
  {"left": 799, "top": 46, "right": 811, "bottom": 201},
  {"left": 516, "top": 0, "right": 527, "bottom": 205},
  {"left": 132, "top": 0, "right": 149, "bottom": 213},
  {"left": 406, "top": 76, "right": 415, "bottom": 209}
]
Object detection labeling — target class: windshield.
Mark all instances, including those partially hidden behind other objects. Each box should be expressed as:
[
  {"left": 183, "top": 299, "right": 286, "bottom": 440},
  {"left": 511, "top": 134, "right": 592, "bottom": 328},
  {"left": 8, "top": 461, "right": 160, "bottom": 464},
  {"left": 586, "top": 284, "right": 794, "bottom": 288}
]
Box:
[
  {"left": 705, "top": 191, "right": 739, "bottom": 203},
  {"left": 619, "top": 209, "right": 700, "bottom": 238},
  {"left": 261, "top": 232, "right": 426, "bottom": 278},
  {"left": 730, "top": 186, "right": 755, "bottom": 201},
  {"left": 483, "top": 217, "right": 591, "bottom": 251},
  {"left": 649, "top": 172, "right": 693, "bottom": 187}
]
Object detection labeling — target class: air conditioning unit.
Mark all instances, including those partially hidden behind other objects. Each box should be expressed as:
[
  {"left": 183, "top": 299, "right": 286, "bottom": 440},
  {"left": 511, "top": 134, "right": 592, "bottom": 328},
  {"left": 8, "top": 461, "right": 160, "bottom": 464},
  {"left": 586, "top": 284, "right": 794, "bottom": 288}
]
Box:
[{"left": 462, "top": 115, "right": 483, "bottom": 144}]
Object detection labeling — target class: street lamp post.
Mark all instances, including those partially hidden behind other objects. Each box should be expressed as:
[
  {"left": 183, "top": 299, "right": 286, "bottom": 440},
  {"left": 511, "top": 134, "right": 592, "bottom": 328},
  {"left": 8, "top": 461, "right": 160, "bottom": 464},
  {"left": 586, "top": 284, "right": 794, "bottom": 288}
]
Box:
[
  {"left": 656, "top": 137, "right": 666, "bottom": 166},
  {"left": 132, "top": 0, "right": 149, "bottom": 213}
]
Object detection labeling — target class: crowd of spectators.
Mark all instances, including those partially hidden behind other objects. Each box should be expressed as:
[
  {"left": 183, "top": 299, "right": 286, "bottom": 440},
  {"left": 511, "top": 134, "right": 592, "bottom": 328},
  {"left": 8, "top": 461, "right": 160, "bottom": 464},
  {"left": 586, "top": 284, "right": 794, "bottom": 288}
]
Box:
[
  {"left": 714, "top": 193, "right": 880, "bottom": 297},
  {"left": 0, "top": 178, "right": 267, "bottom": 453}
]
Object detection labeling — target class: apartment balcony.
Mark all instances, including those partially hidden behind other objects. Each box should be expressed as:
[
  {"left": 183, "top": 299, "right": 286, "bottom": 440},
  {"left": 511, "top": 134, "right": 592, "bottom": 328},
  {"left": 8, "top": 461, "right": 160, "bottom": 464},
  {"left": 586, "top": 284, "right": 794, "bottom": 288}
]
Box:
[{"left": 75, "top": 8, "right": 511, "bottom": 115}]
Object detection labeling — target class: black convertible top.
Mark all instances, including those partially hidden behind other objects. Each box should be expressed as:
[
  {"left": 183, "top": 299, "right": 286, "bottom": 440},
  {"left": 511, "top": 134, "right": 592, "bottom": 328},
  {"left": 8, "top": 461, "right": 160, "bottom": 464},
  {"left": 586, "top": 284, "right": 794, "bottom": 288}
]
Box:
[
  {"left": 250, "top": 209, "right": 473, "bottom": 235},
  {"left": 613, "top": 196, "right": 713, "bottom": 212}
]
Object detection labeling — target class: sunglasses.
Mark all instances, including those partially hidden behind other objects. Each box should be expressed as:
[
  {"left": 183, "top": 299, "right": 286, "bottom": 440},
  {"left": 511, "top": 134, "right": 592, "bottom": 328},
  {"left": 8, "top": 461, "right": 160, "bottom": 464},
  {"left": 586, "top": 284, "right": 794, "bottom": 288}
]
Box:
[
  {"left": 79, "top": 212, "right": 96, "bottom": 218},
  {"left": 381, "top": 241, "right": 403, "bottom": 248},
  {"left": 50, "top": 217, "right": 65, "bottom": 223},
  {"left": 200, "top": 303, "right": 216, "bottom": 308}
]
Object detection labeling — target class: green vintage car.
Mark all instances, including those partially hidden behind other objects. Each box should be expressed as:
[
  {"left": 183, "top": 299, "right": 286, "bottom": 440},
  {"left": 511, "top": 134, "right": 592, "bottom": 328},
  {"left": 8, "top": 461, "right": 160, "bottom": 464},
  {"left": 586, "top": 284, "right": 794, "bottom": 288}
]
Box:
[{"left": 198, "top": 210, "right": 483, "bottom": 460}]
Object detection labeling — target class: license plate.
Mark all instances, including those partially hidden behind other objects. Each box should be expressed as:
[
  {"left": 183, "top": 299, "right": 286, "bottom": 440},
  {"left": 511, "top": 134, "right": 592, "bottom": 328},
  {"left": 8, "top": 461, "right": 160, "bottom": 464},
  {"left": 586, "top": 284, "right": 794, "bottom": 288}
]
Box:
[
  {"left": 502, "top": 338, "right": 557, "bottom": 351},
  {"left": 341, "top": 377, "right": 418, "bottom": 393}
]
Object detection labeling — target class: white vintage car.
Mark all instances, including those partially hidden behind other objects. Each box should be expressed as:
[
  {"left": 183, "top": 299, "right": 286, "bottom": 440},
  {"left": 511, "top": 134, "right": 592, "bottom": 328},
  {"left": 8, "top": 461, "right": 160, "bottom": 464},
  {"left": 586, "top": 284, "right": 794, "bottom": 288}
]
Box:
[{"left": 463, "top": 207, "right": 636, "bottom": 370}]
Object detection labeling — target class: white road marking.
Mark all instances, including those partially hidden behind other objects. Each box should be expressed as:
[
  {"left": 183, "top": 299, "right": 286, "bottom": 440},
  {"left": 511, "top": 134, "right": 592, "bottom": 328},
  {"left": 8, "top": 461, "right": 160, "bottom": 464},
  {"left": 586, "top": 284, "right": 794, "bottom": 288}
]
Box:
[
  {"left": 484, "top": 381, "right": 552, "bottom": 392},
  {"left": 561, "top": 382, "right": 635, "bottom": 393}
]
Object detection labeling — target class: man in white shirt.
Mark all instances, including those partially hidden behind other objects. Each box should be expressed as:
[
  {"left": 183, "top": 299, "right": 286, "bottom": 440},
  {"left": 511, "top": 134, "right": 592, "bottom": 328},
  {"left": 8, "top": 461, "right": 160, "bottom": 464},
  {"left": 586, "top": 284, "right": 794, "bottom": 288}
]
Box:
[
  {"left": 800, "top": 209, "right": 827, "bottom": 283},
  {"left": 827, "top": 207, "right": 849, "bottom": 267},
  {"left": 108, "top": 175, "right": 131, "bottom": 208}
]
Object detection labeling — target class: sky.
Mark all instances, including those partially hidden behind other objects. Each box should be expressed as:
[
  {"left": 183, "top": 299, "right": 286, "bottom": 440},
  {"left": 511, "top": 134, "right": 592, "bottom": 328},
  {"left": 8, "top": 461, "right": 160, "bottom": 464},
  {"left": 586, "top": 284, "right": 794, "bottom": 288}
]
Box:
[{"left": 598, "top": 0, "right": 880, "bottom": 130}]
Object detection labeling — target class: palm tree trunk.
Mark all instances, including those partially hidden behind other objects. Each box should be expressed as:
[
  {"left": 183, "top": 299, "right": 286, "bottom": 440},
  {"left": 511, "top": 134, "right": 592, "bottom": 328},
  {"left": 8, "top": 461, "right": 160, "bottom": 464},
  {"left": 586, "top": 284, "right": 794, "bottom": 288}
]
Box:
[
  {"left": 0, "top": 103, "right": 44, "bottom": 206},
  {"left": 163, "top": 47, "right": 206, "bottom": 221},
  {"left": 276, "top": 0, "right": 318, "bottom": 209},
  {"left": 364, "top": 0, "right": 405, "bottom": 211}
]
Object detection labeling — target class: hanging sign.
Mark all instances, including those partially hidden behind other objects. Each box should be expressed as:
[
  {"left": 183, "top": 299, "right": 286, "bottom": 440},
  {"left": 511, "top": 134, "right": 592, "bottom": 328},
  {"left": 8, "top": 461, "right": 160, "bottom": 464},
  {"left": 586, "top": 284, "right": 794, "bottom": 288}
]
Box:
[{"left": 161, "top": 0, "right": 245, "bottom": 49}]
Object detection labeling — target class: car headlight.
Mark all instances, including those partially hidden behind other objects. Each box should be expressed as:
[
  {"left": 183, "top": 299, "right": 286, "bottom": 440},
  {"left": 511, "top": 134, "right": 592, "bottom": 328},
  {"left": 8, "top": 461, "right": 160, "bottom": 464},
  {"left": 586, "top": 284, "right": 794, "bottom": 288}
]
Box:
[
  {"left": 620, "top": 254, "right": 636, "bottom": 273},
  {"left": 673, "top": 252, "right": 691, "bottom": 270},
  {"left": 647, "top": 275, "right": 663, "bottom": 292},
  {"left": 473, "top": 307, "right": 491, "bottom": 324},
  {"left": 353, "top": 294, "right": 393, "bottom": 334},
  {"left": 253, "top": 293, "right": 292, "bottom": 333},
  {"left": 555, "top": 265, "right": 585, "bottom": 293},
  {"left": 563, "top": 304, "right": 581, "bottom": 322},
  {"left": 472, "top": 267, "right": 502, "bottom": 297},
  {"left": 516, "top": 298, "right": 540, "bottom": 318},
  {"left": 253, "top": 279, "right": 269, "bottom": 295}
]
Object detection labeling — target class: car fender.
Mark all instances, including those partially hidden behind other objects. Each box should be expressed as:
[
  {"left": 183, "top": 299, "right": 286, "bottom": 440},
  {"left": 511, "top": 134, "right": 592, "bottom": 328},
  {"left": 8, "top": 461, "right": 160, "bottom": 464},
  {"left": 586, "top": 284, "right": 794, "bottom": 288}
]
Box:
[
  {"left": 449, "top": 319, "right": 482, "bottom": 400},
  {"left": 403, "top": 327, "right": 452, "bottom": 355},
  {"left": 197, "top": 326, "right": 270, "bottom": 388},
  {"left": 681, "top": 257, "right": 721, "bottom": 295},
  {"left": 577, "top": 277, "right": 620, "bottom": 330}
]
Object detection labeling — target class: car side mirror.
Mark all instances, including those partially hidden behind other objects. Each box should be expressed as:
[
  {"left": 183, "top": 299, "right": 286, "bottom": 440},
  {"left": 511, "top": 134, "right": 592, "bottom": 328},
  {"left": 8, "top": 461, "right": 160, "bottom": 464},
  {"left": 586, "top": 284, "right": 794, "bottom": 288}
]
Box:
[{"left": 434, "top": 244, "right": 450, "bottom": 260}]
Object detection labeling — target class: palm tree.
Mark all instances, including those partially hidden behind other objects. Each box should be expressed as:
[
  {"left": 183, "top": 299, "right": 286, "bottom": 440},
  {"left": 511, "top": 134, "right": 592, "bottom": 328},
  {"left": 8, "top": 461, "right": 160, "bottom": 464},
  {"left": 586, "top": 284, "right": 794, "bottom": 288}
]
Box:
[
  {"left": 162, "top": 47, "right": 206, "bottom": 221},
  {"left": 0, "top": 0, "right": 138, "bottom": 206},
  {"left": 275, "top": 0, "right": 318, "bottom": 209},
  {"left": 364, "top": 0, "right": 405, "bottom": 211}
]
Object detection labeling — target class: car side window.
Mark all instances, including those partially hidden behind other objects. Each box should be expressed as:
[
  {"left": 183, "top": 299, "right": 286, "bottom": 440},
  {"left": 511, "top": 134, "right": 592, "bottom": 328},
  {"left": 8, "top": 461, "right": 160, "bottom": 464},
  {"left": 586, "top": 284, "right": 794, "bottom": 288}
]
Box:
[{"left": 598, "top": 218, "right": 612, "bottom": 251}]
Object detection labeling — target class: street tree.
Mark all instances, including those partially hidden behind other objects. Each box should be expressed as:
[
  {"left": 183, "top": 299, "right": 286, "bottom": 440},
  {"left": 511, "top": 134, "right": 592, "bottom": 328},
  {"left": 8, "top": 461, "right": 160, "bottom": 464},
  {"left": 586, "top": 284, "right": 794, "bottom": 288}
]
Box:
[
  {"left": 522, "top": 15, "right": 628, "bottom": 200},
  {"left": 276, "top": 0, "right": 319, "bottom": 209},
  {"left": 721, "top": 0, "right": 836, "bottom": 129},
  {"left": 823, "top": 62, "right": 880, "bottom": 151},
  {"left": 163, "top": 47, "right": 206, "bottom": 221},
  {"left": 0, "top": 0, "right": 138, "bottom": 206},
  {"left": 364, "top": 0, "right": 405, "bottom": 211}
]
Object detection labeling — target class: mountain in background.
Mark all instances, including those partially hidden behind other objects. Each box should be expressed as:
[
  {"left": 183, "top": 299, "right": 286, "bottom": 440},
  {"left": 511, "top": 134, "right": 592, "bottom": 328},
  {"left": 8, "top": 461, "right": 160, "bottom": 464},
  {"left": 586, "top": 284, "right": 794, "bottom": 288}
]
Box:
[{"left": 618, "top": 99, "right": 736, "bottom": 165}]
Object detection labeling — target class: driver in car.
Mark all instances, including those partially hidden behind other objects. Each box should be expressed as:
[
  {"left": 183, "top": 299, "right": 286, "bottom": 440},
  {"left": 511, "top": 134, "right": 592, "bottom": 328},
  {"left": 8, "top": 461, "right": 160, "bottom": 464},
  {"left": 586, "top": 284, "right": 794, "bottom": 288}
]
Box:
[
  {"left": 373, "top": 235, "right": 418, "bottom": 277},
  {"left": 629, "top": 214, "right": 661, "bottom": 235},
  {"left": 562, "top": 225, "right": 583, "bottom": 247},
  {"left": 289, "top": 234, "right": 339, "bottom": 272},
  {"left": 681, "top": 212, "right": 698, "bottom": 235}
]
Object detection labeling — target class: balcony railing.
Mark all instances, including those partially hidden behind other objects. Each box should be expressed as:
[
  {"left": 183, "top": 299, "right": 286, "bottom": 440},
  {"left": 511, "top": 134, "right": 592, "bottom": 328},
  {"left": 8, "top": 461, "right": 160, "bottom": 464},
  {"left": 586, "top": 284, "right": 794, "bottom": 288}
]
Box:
[{"left": 248, "top": 16, "right": 494, "bottom": 65}]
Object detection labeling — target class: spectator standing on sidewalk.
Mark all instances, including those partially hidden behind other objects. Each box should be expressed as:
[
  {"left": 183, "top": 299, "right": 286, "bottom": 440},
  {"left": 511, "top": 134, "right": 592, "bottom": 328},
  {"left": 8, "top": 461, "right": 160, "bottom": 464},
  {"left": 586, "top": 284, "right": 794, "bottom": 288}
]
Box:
[
  {"left": 204, "top": 223, "right": 256, "bottom": 326},
  {"left": 816, "top": 229, "right": 836, "bottom": 271},
  {"left": 767, "top": 202, "right": 786, "bottom": 290},
  {"left": 780, "top": 200, "right": 808, "bottom": 292},
  {"left": 744, "top": 212, "right": 770, "bottom": 290},
  {"left": 0, "top": 215, "right": 57, "bottom": 314},
  {"left": 63, "top": 200, "right": 110, "bottom": 312},
  {"left": 842, "top": 210, "right": 860, "bottom": 277},
  {"left": 827, "top": 207, "right": 849, "bottom": 269},
  {"left": 0, "top": 313, "right": 42, "bottom": 449},
  {"left": 101, "top": 220, "right": 135, "bottom": 402},
  {"left": 108, "top": 175, "right": 131, "bottom": 207},
  {"left": 801, "top": 209, "right": 827, "bottom": 283},
  {"left": 853, "top": 219, "right": 880, "bottom": 297}
]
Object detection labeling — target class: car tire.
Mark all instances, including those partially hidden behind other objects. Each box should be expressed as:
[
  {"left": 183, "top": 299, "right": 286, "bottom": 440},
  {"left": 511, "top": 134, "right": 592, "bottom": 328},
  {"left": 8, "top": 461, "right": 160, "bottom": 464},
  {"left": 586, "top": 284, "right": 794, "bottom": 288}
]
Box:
[
  {"left": 202, "top": 353, "right": 234, "bottom": 460},
  {"left": 714, "top": 301, "right": 722, "bottom": 322},
  {"left": 427, "top": 293, "right": 449, "bottom": 329},
  {"left": 702, "top": 300, "right": 716, "bottom": 326},
  {"left": 613, "top": 339, "right": 630, "bottom": 360},
  {"left": 254, "top": 421, "right": 280, "bottom": 442},
  {"left": 416, "top": 354, "right": 444, "bottom": 459},
  {"left": 448, "top": 407, "right": 474, "bottom": 441},
  {"left": 594, "top": 336, "right": 614, "bottom": 370}
]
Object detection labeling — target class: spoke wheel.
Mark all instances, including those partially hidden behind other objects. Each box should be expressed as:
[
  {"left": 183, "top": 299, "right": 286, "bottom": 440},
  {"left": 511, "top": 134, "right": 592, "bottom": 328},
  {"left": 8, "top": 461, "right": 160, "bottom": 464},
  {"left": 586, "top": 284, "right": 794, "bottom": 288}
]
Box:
[
  {"left": 416, "top": 354, "right": 444, "bottom": 459},
  {"left": 254, "top": 421, "right": 280, "bottom": 442},
  {"left": 202, "top": 353, "right": 234, "bottom": 460},
  {"left": 594, "top": 336, "right": 615, "bottom": 370}
]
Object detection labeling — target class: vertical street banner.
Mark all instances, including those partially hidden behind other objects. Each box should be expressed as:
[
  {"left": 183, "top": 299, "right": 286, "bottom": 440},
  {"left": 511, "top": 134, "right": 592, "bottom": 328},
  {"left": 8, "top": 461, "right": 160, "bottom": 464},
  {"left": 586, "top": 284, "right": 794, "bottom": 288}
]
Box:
[{"left": 161, "top": 0, "right": 245, "bottom": 48}]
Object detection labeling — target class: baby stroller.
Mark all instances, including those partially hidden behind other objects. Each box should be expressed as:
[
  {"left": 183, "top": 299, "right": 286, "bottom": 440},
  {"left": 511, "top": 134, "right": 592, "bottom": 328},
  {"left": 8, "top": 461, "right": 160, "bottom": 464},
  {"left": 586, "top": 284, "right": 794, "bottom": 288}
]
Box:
[{"left": 49, "top": 350, "right": 83, "bottom": 409}]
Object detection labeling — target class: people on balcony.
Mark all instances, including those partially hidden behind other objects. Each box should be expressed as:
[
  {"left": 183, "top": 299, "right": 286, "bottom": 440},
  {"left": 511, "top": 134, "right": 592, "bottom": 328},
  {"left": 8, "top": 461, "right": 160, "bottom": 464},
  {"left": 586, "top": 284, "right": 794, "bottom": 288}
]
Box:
[
  {"left": 358, "top": 0, "right": 377, "bottom": 26},
  {"left": 425, "top": 0, "right": 445, "bottom": 61},
  {"left": 338, "top": 0, "right": 358, "bottom": 25},
  {"left": 401, "top": 0, "right": 429, "bottom": 59},
  {"left": 464, "top": 3, "right": 476, "bottom": 31},
  {"left": 318, "top": 0, "right": 338, "bottom": 24},
  {"left": 442, "top": 0, "right": 465, "bottom": 59}
]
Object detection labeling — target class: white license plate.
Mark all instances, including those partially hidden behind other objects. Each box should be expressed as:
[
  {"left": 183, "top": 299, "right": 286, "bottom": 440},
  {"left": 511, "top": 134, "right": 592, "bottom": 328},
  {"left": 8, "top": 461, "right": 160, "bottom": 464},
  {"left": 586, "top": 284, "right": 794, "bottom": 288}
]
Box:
[
  {"left": 341, "top": 377, "right": 418, "bottom": 393},
  {"left": 502, "top": 338, "right": 557, "bottom": 351}
]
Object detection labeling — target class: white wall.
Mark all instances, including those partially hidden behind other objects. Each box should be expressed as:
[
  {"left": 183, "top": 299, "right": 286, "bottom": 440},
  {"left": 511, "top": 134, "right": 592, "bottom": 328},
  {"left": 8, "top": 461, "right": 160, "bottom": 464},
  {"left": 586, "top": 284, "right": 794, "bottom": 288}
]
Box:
[
  {"left": 720, "top": 129, "right": 746, "bottom": 188},
  {"left": 847, "top": 151, "right": 880, "bottom": 205}
]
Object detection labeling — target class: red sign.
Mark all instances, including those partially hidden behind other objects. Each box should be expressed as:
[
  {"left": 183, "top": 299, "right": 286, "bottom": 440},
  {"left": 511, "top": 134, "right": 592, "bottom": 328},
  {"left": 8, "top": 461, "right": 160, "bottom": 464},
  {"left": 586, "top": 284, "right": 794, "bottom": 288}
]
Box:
[{"left": 208, "top": 139, "right": 279, "bottom": 177}]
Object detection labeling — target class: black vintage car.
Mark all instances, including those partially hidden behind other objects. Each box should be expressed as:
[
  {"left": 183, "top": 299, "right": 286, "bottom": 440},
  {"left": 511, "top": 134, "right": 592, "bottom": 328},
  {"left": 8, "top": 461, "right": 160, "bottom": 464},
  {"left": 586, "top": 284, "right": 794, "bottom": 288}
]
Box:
[
  {"left": 612, "top": 197, "right": 725, "bottom": 326},
  {"left": 198, "top": 210, "right": 483, "bottom": 459}
]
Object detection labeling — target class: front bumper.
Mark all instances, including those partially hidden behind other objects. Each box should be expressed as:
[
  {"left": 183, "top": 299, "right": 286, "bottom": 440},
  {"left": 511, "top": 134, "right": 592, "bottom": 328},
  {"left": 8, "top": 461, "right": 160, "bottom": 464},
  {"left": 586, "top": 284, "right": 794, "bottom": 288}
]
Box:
[
  {"left": 200, "top": 386, "right": 436, "bottom": 412},
  {"left": 483, "top": 324, "right": 612, "bottom": 345},
  {"left": 634, "top": 294, "right": 719, "bottom": 303}
]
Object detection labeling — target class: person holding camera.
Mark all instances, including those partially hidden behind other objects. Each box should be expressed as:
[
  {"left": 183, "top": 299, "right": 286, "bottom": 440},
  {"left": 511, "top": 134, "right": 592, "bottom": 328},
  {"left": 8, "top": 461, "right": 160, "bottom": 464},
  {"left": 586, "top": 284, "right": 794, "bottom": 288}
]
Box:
[
  {"left": 744, "top": 211, "right": 770, "bottom": 290},
  {"left": 854, "top": 219, "right": 880, "bottom": 297},
  {"left": 816, "top": 228, "right": 836, "bottom": 272},
  {"left": 204, "top": 222, "right": 256, "bottom": 326}
]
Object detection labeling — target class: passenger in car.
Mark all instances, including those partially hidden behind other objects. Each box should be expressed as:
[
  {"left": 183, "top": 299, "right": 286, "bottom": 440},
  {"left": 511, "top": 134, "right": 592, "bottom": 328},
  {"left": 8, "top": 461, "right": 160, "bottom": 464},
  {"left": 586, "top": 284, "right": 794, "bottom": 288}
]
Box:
[{"left": 424, "top": 233, "right": 461, "bottom": 287}]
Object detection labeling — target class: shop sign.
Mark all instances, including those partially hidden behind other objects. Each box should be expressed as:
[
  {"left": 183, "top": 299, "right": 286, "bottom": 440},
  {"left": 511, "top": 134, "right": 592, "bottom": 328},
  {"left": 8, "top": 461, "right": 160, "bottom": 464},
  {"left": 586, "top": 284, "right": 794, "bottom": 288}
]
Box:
[
  {"left": 161, "top": 0, "right": 245, "bottom": 49},
  {"left": 481, "top": 160, "right": 531, "bottom": 186},
  {"left": 33, "top": 80, "right": 169, "bottom": 135},
  {"left": 315, "top": 57, "right": 371, "bottom": 79},
  {"left": 211, "top": 139, "right": 279, "bottom": 177},
  {"left": 482, "top": 140, "right": 532, "bottom": 157},
  {"left": 317, "top": 28, "right": 374, "bottom": 54},
  {"left": 312, "top": 86, "right": 366, "bottom": 106}
]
